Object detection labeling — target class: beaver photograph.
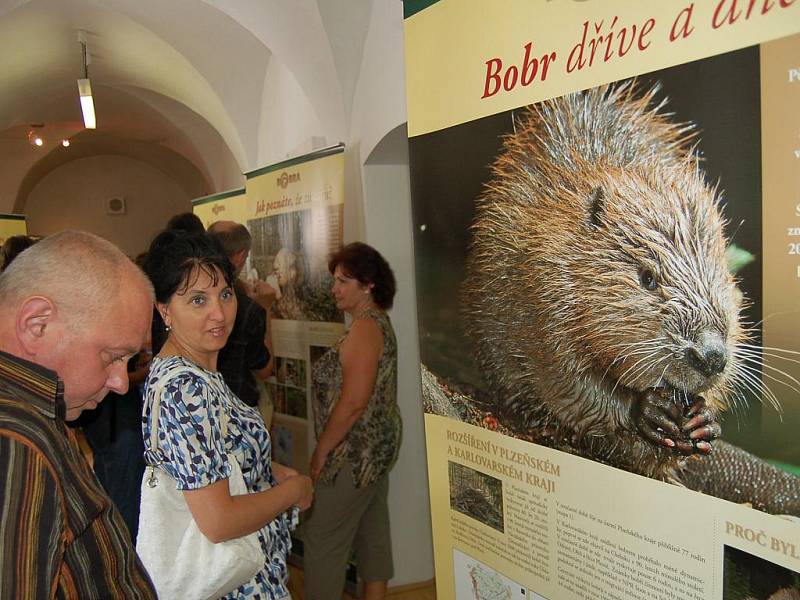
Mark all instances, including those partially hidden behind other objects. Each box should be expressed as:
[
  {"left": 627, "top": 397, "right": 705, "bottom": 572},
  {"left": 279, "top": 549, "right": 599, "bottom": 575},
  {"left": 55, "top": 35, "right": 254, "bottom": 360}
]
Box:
[{"left": 411, "top": 44, "right": 800, "bottom": 517}]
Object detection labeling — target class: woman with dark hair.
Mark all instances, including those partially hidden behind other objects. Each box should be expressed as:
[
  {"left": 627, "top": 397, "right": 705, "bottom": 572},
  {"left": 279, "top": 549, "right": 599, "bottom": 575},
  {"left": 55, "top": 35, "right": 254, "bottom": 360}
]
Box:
[
  {"left": 138, "top": 230, "right": 312, "bottom": 599},
  {"left": 305, "top": 241, "right": 401, "bottom": 600},
  {"left": 165, "top": 211, "right": 205, "bottom": 235}
]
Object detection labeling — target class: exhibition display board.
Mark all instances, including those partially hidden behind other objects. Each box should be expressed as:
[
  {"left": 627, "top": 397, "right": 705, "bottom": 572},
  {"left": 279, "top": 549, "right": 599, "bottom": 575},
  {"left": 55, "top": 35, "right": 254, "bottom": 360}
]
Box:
[
  {"left": 0, "top": 213, "right": 27, "bottom": 247},
  {"left": 404, "top": 2, "right": 800, "bottom": 599},
  {"left": 244, "top": 145, "right": 346, "bottom": 473},
  {"left": 191, "top": 188, "right": 247, "bottom": 230}
]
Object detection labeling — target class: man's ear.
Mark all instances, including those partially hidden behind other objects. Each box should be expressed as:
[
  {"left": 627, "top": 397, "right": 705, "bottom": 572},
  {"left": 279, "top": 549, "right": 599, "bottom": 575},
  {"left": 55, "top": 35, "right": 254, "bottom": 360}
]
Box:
[
  {"left": 232, "top": 249, "right": 248, "bottom": 271},
  {"left": 16, "top": 296, "right": 56, "bottom": 355}
]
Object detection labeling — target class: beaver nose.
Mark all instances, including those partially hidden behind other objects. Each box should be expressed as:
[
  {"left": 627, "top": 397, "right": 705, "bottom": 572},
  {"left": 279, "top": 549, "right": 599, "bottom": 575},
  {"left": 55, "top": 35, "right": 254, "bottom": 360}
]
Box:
[{"left": 686, "top": 332, "right": 728, "bottom": 377}]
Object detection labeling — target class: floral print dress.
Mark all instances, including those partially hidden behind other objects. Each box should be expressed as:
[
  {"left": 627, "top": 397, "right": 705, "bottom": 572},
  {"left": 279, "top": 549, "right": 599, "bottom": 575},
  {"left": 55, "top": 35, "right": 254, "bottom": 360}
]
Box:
[
  {"left": 143, "top": 355, "right": 296, "bottom": 600},
  {"left": 311, "top": 308, "right": 402, "bottom": 487}
]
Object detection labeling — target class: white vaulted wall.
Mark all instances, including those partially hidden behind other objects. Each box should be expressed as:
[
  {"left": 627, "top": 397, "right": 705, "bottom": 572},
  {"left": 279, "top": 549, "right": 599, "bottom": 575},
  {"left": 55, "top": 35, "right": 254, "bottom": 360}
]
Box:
[
  {"left": 26, "top": 155, "right": 193, "bottom": 256},
  {"left": 257, "top": 58, "right": 325, "bottom": 168}
]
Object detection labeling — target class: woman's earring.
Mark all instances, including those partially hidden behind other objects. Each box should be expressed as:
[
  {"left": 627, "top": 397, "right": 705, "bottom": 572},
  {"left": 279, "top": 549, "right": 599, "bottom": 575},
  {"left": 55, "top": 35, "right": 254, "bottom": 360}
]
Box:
[{"left": 160, "top": 310, "right": 171, "bottom": 333}]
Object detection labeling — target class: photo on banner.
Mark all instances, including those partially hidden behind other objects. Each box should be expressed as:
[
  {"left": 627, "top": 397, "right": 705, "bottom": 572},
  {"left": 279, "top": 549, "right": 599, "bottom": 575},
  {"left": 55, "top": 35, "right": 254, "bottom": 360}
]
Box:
[
  {"left": 405, "top": 2, "right": 800, "bottom": 598},
  {"left": 246, "top": 146, "right": 345, "bottom": 326},
  {"left": 414, "top": 46, "right": 794, "bottom": 490}
]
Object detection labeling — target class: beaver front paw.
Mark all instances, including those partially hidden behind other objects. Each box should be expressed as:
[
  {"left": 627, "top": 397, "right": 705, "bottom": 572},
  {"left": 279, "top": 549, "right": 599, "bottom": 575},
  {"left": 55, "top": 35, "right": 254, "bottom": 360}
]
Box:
[
  {"left": 681, "top": 396, "right": 721, "bottom": 452},
  {"left": 635, "top": 390, "right": 720, "bottom": 455}
]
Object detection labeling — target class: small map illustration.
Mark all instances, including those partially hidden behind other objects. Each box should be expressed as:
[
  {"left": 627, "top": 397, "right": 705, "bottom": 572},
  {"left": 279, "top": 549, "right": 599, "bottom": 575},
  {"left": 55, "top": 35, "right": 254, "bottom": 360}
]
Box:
[{"left": 453, "top": 549, "right": 527, "bottom": 600}]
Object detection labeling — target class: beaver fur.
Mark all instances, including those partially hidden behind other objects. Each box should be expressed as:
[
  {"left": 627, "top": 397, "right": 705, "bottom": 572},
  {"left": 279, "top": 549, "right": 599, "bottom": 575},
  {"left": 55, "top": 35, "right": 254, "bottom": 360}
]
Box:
[{"left": 462, "top": 82, "right": 800, "bottom": 514}]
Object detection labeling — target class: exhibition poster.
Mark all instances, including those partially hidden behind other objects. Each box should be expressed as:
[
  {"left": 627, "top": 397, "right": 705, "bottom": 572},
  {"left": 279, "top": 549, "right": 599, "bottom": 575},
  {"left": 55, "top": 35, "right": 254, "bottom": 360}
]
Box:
[
  {"left": 245, "top": 145, "right": 346, "bottom": 474},
  {"left": 404, "top": 2, "right": 800, "bottom": 599},
  {"left": 191, "top": 188, "right": 247, "bottom": 230},
  {"left": 0, "top": 213, "right": 27, "bottom": 247}
]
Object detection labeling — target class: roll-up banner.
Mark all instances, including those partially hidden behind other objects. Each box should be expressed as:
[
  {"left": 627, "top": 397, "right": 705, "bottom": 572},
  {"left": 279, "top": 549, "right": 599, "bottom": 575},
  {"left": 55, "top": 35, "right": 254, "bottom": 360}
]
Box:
[
  {"left": 191, "top": 188, "right": 247, "bottom": 230},
  {"left": 0, "top": 214, "right": 27, "bottom": 247},
  {"left": 404, "top": 2, "right": 800, "bottom": 599},
  {"left": 245, "top": 144, "right": 346, "bottom": 473}
]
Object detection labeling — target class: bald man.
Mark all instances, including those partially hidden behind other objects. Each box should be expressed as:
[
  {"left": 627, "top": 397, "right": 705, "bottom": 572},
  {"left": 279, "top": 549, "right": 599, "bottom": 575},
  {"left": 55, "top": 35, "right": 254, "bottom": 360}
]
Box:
[{"left": 0, "top": 231, "right": 157, "bottom": 598}]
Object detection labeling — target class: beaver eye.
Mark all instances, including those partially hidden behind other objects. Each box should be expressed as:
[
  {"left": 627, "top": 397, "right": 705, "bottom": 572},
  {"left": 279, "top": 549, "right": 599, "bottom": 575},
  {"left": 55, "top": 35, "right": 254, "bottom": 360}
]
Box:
[{"left": 639, "top": 268, "right": 658, "bottom": 291}]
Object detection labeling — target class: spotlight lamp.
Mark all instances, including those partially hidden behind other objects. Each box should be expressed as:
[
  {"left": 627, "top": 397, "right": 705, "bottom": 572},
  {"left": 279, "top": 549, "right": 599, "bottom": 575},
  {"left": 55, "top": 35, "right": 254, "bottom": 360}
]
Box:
[{"left": 27, "top": 124, "right": 45, "bottom": 148}]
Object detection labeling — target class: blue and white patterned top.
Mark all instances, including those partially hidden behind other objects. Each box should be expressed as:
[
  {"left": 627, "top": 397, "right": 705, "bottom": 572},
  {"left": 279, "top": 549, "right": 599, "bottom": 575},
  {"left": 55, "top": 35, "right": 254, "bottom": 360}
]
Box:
[{"left": 143, "top": 355, "right": 294, "bottom": 600}]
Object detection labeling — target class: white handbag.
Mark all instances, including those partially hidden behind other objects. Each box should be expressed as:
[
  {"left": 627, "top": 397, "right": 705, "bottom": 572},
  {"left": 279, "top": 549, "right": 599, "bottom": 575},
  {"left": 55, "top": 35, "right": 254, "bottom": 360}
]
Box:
[{"left": 136, "top": 367, "right": 263, "bottom": 600}]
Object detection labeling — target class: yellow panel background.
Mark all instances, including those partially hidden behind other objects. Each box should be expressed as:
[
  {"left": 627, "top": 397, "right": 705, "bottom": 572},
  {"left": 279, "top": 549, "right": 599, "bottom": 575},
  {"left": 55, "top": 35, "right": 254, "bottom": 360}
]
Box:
[
  {"left": 425, "top": 415, "right": 800, "bottom": 600},
  {"left": 405, "top": 0, "right": 800, "bottom": 136},
  {"left": 0, "top": 217, "right": 27, "bottom": 247},
  {"left": 245, "top": 152, "right": 344, "bottom": 220},
  {"left": 192, "top": 191, "right": 247, "bottom": 228}
]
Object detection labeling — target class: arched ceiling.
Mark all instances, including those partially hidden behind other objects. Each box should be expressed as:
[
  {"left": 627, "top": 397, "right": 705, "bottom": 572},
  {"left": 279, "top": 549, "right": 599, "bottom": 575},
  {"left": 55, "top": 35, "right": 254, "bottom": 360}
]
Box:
[
  {"left": 0, "top": 0, "right": 405, "bottom": 214},
  {"left": 0, "top": 0, "right": 272, "bottom": 212}
]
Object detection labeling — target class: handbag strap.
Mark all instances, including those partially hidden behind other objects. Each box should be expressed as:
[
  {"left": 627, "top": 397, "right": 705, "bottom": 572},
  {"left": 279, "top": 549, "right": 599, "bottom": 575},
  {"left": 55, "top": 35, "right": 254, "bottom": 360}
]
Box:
[{"left": 145, "top": 362, "right": 230, "bottom": 487}]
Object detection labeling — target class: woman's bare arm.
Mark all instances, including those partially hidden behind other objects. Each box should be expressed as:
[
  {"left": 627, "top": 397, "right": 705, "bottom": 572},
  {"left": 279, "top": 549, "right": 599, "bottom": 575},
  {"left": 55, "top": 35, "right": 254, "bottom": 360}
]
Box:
[{"left": 183, "top": 472, "right": 312, "bottom": 543}]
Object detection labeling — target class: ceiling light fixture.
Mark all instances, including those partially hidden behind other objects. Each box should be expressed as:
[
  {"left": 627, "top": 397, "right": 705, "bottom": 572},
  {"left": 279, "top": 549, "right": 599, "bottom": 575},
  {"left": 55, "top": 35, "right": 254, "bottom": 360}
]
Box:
[
  {"left": 77, "top": 31, "right": 96, "bottom": 129},
  {"left": 62, "top": 139, "right": 70, "bottom": 147},
  {"left": 28, "top": 124, "right": 45, "bottom": 147}
]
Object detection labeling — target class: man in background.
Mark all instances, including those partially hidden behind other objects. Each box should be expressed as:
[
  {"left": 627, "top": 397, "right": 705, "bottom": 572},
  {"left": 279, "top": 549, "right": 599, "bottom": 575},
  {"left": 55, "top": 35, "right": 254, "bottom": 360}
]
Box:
[
  {"left": 0, "top": 230, "right": 156, "bottom": 598},
  {"left": 208, "top": 221, "right": 275, "bottom": 423}
]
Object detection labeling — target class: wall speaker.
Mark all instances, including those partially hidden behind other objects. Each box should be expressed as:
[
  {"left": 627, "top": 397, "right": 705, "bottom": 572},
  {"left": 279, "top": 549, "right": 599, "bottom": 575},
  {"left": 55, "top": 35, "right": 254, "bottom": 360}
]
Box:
[{"left": 106, "top": 196, "right": 126, "bottom": 215}]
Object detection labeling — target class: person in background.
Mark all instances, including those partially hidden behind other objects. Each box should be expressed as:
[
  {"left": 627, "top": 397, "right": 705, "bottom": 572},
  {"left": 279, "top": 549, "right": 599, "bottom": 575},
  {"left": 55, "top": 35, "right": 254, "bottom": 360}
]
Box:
[
  {"left": 77, "top": 346, "right": 151, "bottom": 542},
  {"left": 166, "top": 211, "right": 205, "bottom": 235},
  {"left": 0, "top": 230, "right": 156, "bottom": 598},
  {"left": 304, "top": 242, "right": 401, "bottom": 600},
  {"left": 142, "top": 230, "right": 312, "bottom": 599},
  {"left": 1, "top": 234, "right": 37, "bottom": 271},
  {"left": 208, "top": 221, "right": 276, "bottom": 425}
]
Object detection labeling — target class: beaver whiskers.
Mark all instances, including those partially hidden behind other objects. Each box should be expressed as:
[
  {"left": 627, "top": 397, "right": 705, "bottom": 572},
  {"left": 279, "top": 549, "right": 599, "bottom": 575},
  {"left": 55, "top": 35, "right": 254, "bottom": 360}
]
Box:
[{"left": 729, "top": 341, "right": 800, "bottom": 415}]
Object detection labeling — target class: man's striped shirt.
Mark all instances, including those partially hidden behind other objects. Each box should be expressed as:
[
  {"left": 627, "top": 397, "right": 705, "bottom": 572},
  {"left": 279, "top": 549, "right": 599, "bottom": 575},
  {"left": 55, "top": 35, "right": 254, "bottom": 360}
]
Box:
[{"left": 0, "top": 350, "right": 156, "bottom": 598}]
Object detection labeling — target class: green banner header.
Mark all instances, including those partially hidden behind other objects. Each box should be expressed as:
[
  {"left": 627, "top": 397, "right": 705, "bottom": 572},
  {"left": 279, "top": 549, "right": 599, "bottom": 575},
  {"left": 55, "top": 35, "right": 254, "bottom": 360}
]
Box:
[
  {"left": 191, "top": 188, "right": 245, "bottom": 207},
  {"left": 244, "top": 143, "right": 345, "bottom": 180},
  {"left": 404, "top": 0, "right": 439, "bottom": 19}
]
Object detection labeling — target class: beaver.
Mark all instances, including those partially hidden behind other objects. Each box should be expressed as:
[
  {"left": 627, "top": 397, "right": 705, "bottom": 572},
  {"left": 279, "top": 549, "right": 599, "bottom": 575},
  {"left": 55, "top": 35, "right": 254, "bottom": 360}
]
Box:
[
  {"left": 754, "top": 590, "right": 800, "bottom": 600},
  {"left": 461, "top": 82, "right": 800, "bottom": 514}
]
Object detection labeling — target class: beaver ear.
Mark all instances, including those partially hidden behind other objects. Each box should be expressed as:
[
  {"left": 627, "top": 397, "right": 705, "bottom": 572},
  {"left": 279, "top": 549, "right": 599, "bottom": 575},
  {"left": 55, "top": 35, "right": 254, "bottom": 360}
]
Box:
[{"left": 587, "top": 186, "right": 605, "bottom": 229}]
